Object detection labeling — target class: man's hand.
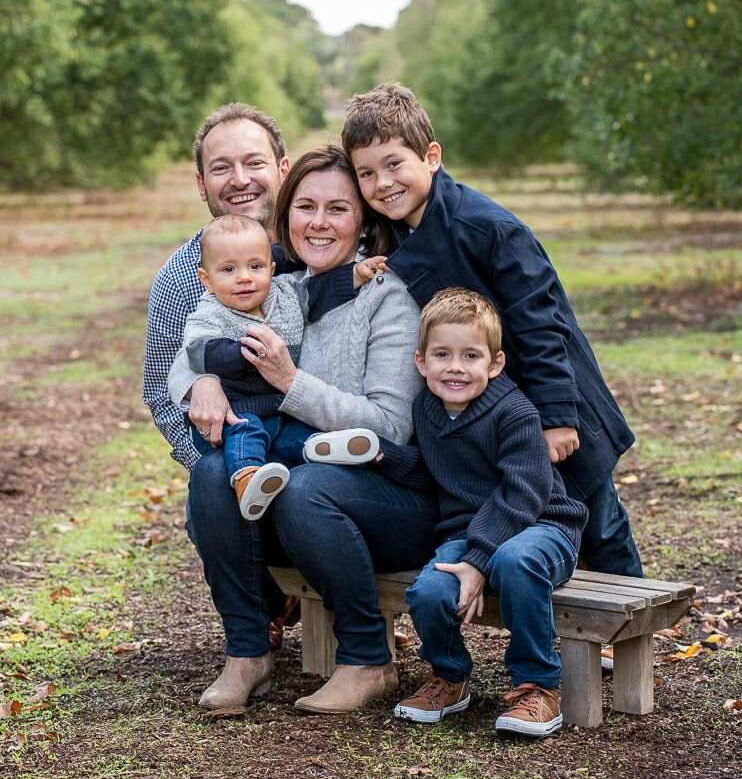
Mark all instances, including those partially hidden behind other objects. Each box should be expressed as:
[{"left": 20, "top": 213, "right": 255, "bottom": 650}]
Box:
[
  {"left": 435, "top": 561, "right": 486, "bottom": 624},
  {"left": 187, "top": 376, "right": 239, "bottom": 446},
  {"left": 353, "top": 256, "right": 388, "bottom": 289},
  {"left": 543, "top": 426, "right": 580, "bottom": 463}
]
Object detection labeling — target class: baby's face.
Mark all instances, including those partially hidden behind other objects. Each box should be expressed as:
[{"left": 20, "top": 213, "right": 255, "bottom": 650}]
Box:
[
  {"left": 198, "top": 230, "right": 274, "bottom": 316},
  {"left": 415, "top": 322, "right": 505, "bottom": 413}
]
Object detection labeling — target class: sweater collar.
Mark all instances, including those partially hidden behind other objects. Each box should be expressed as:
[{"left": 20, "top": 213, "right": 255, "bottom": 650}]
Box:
[{"left": 422, "top": 372, "right": 519, "bottom": 433}]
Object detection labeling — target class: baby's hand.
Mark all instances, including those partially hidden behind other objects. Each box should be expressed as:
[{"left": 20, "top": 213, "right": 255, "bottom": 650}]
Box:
[
  {"left": 353, "top": 255, "right": 388, "bottom": 289},
  {"left": 435, "top": 561, "right": 486, "bottom": 624},
  {"left": 543, "top": 427, "right": 580, "bottom": 463}
]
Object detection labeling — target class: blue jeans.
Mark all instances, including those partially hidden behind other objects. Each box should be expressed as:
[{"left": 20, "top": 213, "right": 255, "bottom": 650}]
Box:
[
  {"left": 406, "top": 525, "right": 578, "bottom": 689},
  {"left": 186, "top": 449, "right": 293, "bottom": 657},
  {"left": 223, "top": 412, "right": 316, "bottom": 482},
  {"left": 272, "top": 464, "right": 437, "bottom": 667},
  {"left": 580, "top": 479, "right": 642, "bottom": 577}
]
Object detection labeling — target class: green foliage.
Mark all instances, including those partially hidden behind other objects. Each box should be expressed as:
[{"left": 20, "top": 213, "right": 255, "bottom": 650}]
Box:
[
  {"left": 557, "top": 0, "right": 742, "bottom": 207},
  {"left": 0, "top": 0, "right": 326, "bottom": 190},
  {"left": 0, "top": 0, "right": 231, "bottom": 188}
]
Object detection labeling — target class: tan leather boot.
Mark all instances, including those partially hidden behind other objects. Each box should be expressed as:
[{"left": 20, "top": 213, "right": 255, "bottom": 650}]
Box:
[
  {"left": 198, "top": 653, "right": 274, "bottom": 709},
  {"left": 294, "top": 662, "right": 398, "bottom": 714}
]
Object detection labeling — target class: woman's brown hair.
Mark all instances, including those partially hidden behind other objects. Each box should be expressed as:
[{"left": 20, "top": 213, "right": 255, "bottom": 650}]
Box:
[{"left": 274, "top": 145, "right": 391, "bottom": 265}]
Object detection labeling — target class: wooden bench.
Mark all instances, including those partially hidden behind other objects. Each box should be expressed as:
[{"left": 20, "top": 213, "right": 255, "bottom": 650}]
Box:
[{"left": 269, "top": 566, "right": 695, "bottom": 727}]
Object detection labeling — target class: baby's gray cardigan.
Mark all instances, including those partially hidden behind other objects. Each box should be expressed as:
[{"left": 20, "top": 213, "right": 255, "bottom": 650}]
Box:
[{"left": 280, "top": 271, "right": 422, "bottom": 444}]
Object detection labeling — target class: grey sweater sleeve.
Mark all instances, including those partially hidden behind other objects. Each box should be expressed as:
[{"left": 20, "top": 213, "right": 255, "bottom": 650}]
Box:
[{"left": 279, "top": 276, "right": 422, "bottom": 444}]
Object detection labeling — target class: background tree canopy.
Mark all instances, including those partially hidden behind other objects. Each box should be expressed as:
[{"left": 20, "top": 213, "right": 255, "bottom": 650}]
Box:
[{"left": 0, "top": 0, "right": 738, "bottom": 206}]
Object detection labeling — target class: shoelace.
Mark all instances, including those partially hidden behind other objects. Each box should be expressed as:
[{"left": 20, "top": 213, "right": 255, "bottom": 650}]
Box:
[
  {"left": 502, "top": 684, "right": 556, "bottom": 718},
  {"left": 416, "top": 677, "right": 455, "bottom": 706}
]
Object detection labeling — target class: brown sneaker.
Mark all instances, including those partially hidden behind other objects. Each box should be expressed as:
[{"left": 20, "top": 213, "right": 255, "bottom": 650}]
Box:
[
  {"left": 394, "top": 676, "right": 471, "bottom": 723},
  {"left": 495, "top": 683, "right": 562, "bottom": 737}
]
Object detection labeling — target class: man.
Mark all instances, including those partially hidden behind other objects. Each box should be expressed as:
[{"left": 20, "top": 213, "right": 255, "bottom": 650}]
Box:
[
  {"left": 143, "top": 104, "right": 300, "bottom": 665},
  {"left": 144, "top": 103, "right": 290, "bottom": 469}
]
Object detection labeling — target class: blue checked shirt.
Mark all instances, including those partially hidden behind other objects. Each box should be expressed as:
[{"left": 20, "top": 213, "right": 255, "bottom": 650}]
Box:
[{"left": 143, "top": 231, "right": 206, "bottom": 470}]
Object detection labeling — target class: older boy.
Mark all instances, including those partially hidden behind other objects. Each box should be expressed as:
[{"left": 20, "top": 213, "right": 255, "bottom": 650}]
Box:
[
  {"left": 393, "top": 289, "right": 587, "bottom": 736},
  {"left": 341, "top": 83, "right": 641, "bottom": 582}
]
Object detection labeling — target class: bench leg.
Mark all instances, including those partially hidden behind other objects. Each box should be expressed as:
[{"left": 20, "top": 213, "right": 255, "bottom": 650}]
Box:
[
  {"left": 300, "top": 598, "right": 336, "bottom": 678},
  {"left": 612, "top": 634, "right": 654, "bottom": 715},
  {"left": 383, "top": 610, "right": 396, "bottom": 662},
  {"left": 561, "top": 638, "right": 603, "bottom": 727}
]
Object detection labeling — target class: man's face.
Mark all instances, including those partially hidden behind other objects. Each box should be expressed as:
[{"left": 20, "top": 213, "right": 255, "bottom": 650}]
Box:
[
  {"left": 351, "top": 137, "right": 441, "bottom": 229},
  {"left": 197, "top": 229, "right": 274, "bottom": 316},
  {"left": 197, "top": 120, "right": 289, "bottom": 229}
]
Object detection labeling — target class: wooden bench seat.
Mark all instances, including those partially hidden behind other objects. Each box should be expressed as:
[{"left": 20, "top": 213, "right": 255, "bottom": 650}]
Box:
[{"left": 269, "top": 566, "right": 695, "bottom": 727}]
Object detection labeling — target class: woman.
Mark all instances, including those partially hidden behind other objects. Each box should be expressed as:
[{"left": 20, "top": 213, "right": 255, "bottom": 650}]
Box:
[{"left": 188, "top": 146, "right": 435, "bottom": 712}]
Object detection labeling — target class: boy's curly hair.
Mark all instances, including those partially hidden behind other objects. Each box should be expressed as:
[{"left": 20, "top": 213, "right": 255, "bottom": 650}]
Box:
[
  {"left": 342, "top": 83, "right": 436, "bottom": 159},
  {"left": 418, "top": 288, "right": 503, "bottom": 357}
]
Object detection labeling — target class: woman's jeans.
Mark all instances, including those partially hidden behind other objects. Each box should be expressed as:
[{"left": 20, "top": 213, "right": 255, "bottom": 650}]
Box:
[
  {"left": 187, "top": 455, "right": 436, "bottom": 662},
  {"left": 223, "top": 412, "right": 315, "bottom": 483},
  {"left": 406, "top": 524, "right": 578, "bottom": 689}
]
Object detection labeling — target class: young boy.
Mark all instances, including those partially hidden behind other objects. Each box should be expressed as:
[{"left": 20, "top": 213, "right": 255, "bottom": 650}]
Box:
[
  {"left": 167, "top": 214, "right": 384, "bottom": 520},
  {"left": 393, "top": 288, "right": 587, "bottom": 736},
  {"left": 341, "top": 83, "right": 642, "bottom": 583}
]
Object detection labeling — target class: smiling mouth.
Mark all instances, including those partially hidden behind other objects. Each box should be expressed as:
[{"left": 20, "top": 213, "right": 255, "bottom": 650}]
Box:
[
  {"left": 306, "top": 237, "right": 334, "bottom": 247},
  {"left": 381, "top": 191, "right": 405, "bottom": 204},
  {"left": 442, "top": 380, "right": 469, "bottom": 390},
  {"left": 226, "top": 192, "right": 260, "bottom": 205}
]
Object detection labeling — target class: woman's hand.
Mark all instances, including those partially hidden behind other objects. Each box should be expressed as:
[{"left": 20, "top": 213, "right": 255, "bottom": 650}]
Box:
[
  {"left": 240, "top": 323, "right": 298, "bottom": 394},
  {"left": 435, "top": 561, "right": 486, "bottom": 624}
]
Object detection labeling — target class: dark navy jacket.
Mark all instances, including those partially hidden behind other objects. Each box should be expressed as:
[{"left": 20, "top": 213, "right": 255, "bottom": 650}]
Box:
[{"left": 386, "top": 167, "right": 634, "bottom": 500}]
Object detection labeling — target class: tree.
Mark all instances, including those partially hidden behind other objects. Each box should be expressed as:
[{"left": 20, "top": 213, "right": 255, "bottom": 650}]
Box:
[{"left": 558, "top": 0, "right": 741, "bottom": 206}]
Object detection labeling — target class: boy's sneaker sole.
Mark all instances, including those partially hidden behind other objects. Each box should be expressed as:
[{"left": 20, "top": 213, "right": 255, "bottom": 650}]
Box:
[
  {"left": 303, "top": 429, "right": 380, "bottom": 465},
  {"left": 239, "top": 463, "right": 290, "bottom": 521},
  {"left": 393, "top": 695, "right": 470, "bottom": 723},
  {"left": 495, "top": 712, "right": 563, "bottom": 737}
]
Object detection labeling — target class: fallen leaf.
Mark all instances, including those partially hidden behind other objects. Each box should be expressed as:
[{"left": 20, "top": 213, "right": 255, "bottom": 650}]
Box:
[
  {"left": 97, "top": 628, "right": 111, "bottom": 640},
  {"left": 701, "top": 634, "right": 729, "bottom": 650},
  {"left": 27, "top": 682, "right": 57, "bottom": 705},
  {"left": 203, "top": 706, "right": 247, "bottom": 720},
  {"left": 112, "top": 642, "right": 140, "bottom": 655},
  {"left": 49, "top": 586, "right": 73, "bottom": 603},
  {"left": 667, "top": 642, "right": 703, "bottom": 662},
  {"left": 723, "top": 699, "right": 742, "bottom": 711},
  {"left": 619, "top": 474, "right": 640, "bottom": 485},
  {"left": 134, "top": 530, "right": 167, "bottom": 548},
  {"left": 8, "top": 632, "right": 28, "bottom": 644},
  {"left": 0, "top": 699, "right": 22, "bottom": 718},
  {"left": 144, "top": 487, "right": 168, "bottom": 504}
]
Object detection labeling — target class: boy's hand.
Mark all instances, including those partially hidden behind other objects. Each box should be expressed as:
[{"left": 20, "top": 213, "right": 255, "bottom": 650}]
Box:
[
  {"left": 544, "top": 426, "right": 580, "bottom": 463},
  {"left": 353, "top": 256, "right": 388, "bottom": 289},
  {"left": 435, "top": 561, "right": 486, "bottom": 624},
  {"left": 188, "top": 376, "right": 239, "bottom": 446}
]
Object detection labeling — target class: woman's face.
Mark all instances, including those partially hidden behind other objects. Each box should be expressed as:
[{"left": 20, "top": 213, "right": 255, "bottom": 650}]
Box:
[{"left": 288, "top": 169, "right": 364, "bottom": 273}]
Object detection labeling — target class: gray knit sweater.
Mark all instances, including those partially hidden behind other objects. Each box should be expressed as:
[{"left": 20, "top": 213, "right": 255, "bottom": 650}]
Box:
[
  {"left": 280, "top": 271, "right": 422, "bottom": 444},
  {"left": 168, "top": 273, "right": 305, "bottom": 408}
]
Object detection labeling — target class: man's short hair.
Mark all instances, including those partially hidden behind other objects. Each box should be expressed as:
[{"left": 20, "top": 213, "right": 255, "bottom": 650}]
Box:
[
  {"left": 342, "top": 83, "right": 436, "bottom": 159},
  {"left": 193, "top": 103, "right": 286, "bottom": 176},
  {"left": 274, "top": 145, "right": 391, "bottom": 264},
  {"left": 200, "top": 214, "right": 269, "bottom": 268},
  {"left": 418, "top": 288, "right": 503, "bottom": 357}
]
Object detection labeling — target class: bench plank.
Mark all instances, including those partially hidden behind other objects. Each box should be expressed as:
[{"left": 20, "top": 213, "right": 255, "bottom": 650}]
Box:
[
  {"left": 560, "top": 579, "right": 673, "bottom": 606},
  {"left": 571, "top": 570, "right": 695, "bottom": 599}
]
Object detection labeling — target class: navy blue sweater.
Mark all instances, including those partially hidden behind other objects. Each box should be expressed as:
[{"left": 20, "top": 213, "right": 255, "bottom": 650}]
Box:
[{"left": 411, "top": 374, "right": 587, "bottom": 574}]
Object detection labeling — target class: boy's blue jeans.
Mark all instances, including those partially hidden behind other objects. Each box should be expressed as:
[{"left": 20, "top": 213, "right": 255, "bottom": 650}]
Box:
[
  {"left": 222, "top": 412, "right": 316, "bottom": 482},
  {"left": 406, "top": 524, "right": 578, "bottom": 689}
]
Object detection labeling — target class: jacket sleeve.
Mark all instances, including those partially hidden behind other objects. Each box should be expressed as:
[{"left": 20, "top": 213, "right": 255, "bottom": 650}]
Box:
[
  {"left": 279, "top": 280, "right": 422, "bottom": 444},
  {"left": 187, "top": 337, "right": 260, "bottom": 381},
  {"left": 462, "top": 409, "right": 554, "bottom": 574},
  {"left": 488, "top": 222, "right": 580, "bottom": 417}
]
